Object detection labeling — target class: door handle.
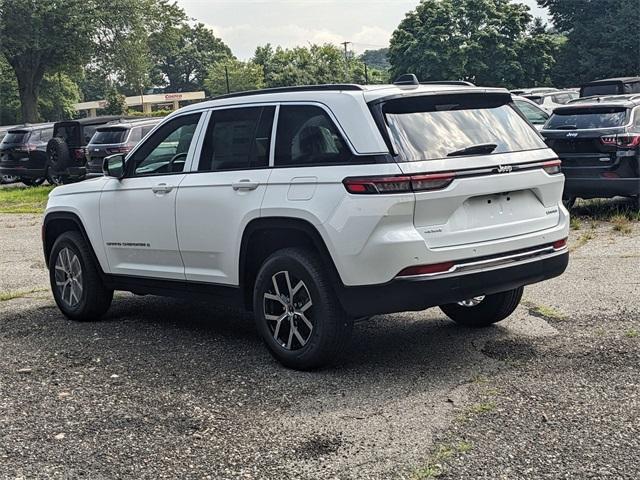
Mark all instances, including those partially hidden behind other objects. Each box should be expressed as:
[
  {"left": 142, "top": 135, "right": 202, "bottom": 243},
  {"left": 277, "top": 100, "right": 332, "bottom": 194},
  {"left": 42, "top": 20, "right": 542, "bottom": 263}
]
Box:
[
  {"left": 231, "top": 179, "right": 259, "bottom": 191},
  {"left": 152, "top": 183, "right": 173, "bottom": 194}
]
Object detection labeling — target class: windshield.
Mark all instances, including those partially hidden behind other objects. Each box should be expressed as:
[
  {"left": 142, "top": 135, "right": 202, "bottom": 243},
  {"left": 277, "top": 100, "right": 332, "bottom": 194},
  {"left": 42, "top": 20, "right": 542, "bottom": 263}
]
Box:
[
  {"left": 546, "top": 107, "right": 628, "bottom": 129},
  {"left": 383, "top": 94, "right": 546, "bottom": 161},
  {"left": 90, "top": 128, "right": 128, "bottom": 145}
]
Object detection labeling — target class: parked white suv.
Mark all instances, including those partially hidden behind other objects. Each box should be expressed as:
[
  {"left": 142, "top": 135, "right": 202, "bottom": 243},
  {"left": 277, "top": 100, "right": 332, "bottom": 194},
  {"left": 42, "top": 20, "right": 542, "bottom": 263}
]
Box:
[{"left": 43, "top": 77, "right": 569, "bottom": 370}]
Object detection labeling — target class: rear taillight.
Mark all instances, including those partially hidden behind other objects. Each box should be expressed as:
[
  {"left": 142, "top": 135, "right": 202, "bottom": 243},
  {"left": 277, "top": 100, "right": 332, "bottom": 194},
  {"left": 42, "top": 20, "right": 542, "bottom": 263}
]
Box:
[
  {"left": 542, "top": 160, "right": 562, "bottom": 175},
  {"left": 552, "top": 238, "right": 568, "bottom": 250},
  {"left": 343, "top": 172, "right": 455, "bottom": 194},
  {"left": 106, "top": 146, "right": 132, "bottom": 155},
  {"left": 600, "top": 134, "right": 640, "bottom": 148},
  {"left": 73, "top": 148, "right": 86, "bottom": 160}
]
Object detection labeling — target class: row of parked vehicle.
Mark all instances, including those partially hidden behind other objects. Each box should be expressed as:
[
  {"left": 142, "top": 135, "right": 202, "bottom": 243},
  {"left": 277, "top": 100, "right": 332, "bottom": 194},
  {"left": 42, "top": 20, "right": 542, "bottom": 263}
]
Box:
[
  {"left": 2, "top": 76, "right": 639, "bottom": 212},
  {"left": 0, "top": 117, "right": 162, "bottom": 186}
]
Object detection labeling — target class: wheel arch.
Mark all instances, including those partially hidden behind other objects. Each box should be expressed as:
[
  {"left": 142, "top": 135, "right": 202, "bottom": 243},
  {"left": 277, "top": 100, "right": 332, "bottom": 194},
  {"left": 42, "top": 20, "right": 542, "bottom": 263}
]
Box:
[
  {"left": 239, "top": 217, "right": 343, "bottom": 311},
  {"left": 43, "top": 211, "right": 104, "bottom": 275}
]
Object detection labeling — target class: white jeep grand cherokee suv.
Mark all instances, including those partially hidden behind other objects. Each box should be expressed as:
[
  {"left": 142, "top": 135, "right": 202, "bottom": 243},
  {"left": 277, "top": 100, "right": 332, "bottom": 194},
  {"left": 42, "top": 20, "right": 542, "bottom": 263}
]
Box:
[{"left": 43, "top": 77, "right": 569, "bottom": 370}]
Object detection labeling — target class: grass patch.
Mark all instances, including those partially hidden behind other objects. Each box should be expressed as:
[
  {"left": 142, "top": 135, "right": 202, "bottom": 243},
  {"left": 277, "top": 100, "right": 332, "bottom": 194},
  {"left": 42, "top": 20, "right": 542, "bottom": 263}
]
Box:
[
  {"left": 571, "top": 198, "right": 640, "bottom": 223},
  {"left": 569, "top": 232, "right": 594, "bottom": 252},
  {"left": 413, "top": 441, "right": 474, "bottom": 479},
  {"left": 569, "top": 216, "right": 582, "bottom": 230},
  {"left": 0, "top": 288, "right": 47, "bottom": 301},
  {"left": 524, "top": 302, "right": 566, "bottom": 321},
  {"left": 0, "top": 185, "right": 54, "bottom": 213},
  {"left": 611, "top": 214, "right": 632, "bottom": 234},
  {"left": 625, "top": 329, "right": 638, "bottom": 338}
]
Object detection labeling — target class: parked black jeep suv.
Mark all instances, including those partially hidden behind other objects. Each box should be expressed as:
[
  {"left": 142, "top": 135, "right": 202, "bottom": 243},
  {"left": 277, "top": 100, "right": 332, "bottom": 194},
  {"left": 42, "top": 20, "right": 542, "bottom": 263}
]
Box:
[
  {"left": 46, "top": 116, "right": 131, "bottom": 184},
  {"left": 580, "top": 77, "right": 640, "bottom": 98},
  {"left": 541, "top": 95, "right": 640, "bottom": 209},
  {"left": 0, "top": 123, "right": 54, "bottom": 186}
]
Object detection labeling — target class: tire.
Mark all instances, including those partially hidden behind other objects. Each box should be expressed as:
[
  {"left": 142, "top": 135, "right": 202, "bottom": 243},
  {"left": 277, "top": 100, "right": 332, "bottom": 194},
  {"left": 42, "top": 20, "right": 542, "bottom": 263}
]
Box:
[
  {"left": 46, "top": 165, "right": 67, "bottom": 186},
  {"left": 47, "top": 137, "right": 71, "bottom": 171},
  {"left": 1, "top": 174, "right": 19, "bottom": 184},
  {"left": 20, "top": 177, "right": 45, "bottom": 187},
  {"left": 631, "top": 195, "right": 640, "bottom": 212},
  {"left": 49, "top": 231, "right": 113, "bottom": 321},
  {"left": 440, "top": 287, "right": 524, "bottom": 328},
  {"left": 253, "top": 247, "right": 353, "bottom": 370},
  {"left": 562, "top": 197, "right": 576, "bottom": 210}
]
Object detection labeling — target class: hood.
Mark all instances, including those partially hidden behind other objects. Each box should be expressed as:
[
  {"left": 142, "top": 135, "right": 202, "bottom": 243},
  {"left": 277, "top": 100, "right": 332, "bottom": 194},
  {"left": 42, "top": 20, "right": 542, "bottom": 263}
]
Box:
[{"left": 49, "top": 176, "right": 109, "bottom": 197}]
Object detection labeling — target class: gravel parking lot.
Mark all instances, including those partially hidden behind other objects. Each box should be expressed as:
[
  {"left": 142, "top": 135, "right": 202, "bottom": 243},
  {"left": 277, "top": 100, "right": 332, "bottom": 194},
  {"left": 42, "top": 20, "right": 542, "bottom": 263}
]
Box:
[{"left": 1, "top": 211, "right": 639, "bottom": 479}]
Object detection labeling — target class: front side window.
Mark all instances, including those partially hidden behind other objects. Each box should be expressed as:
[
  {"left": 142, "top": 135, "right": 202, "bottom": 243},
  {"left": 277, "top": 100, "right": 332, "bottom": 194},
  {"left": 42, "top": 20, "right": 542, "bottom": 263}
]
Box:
[
  {"left": 383, "top": 94, "right": 546, "bottom": 161},
  {"left": 198, "top": 106, "right": 274, "bottom": 171},
  {"left": 275, "top": 105, "right": 352, "bottom": 166},
  {"left": 130, "top": 113, "right": 201, "bottom": 176}
]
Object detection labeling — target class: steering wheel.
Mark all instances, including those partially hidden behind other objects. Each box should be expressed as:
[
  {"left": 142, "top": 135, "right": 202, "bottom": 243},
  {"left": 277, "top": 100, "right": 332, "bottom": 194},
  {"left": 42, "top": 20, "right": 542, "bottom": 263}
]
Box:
[{"left": 168, "top": 152, "right": 188, "bottom": 172}]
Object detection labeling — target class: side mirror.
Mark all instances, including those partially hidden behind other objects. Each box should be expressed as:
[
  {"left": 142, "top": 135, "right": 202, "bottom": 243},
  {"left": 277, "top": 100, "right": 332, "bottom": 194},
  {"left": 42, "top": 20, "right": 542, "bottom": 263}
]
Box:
[{"left": 103, "top": 154, "right": 125, "bottom": 179}]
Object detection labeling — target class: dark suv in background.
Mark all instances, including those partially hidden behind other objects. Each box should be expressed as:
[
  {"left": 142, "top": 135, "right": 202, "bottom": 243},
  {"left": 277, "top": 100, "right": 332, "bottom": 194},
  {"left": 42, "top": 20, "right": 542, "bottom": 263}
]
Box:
[
  {"left": 0, "top": 123, "right": 54, "bottom": 185},
  {"left": 85, "top": 118, "right": 160, "bottom": 178},
  {"left": 541, "top": 95, "right": 640, "bottom": 210},
  {"left": 46, "top": 116, "right": 132, "bottom": 185},
  {"left": 580, "top": 77, "right": 640, "bottom": 98}
]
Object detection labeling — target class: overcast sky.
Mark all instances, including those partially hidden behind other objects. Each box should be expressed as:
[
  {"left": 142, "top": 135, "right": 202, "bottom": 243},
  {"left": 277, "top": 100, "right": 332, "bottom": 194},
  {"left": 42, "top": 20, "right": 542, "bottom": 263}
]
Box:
[{"left": 177, "top": 0, "right": 549, "bottom": 59}]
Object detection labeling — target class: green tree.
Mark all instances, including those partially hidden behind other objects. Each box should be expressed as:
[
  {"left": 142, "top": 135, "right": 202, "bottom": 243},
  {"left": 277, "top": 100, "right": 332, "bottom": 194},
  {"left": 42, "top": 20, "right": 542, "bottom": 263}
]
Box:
[
  {"left": 388, "top": 0, "right": 560, "bottom": 88},
  {"left": 39, "top": 73, "right": 82, "bottom": 121},
  {"left": 252, "top": 43, "right": 385, "bottom": 87},
  {"left": 359, "top": 48, "right": 390, "bottom": 70},
  {"left": 150, "top": 23, "right": 232, "bottom": 93},
  {"left": 103, "top": 88, "right": 128, "bottom": 115},
  {"left": 0, "top": 0, "right": 95, "bottom": 122},
  {"left": 0, "top": 57, "right": 20, "bottom": 125},
  {"left": 204, "top": 60, "right": 264, "bottom": 96},
  {"left": 539, "top": 0, "right": 640, "bottom": 86}
]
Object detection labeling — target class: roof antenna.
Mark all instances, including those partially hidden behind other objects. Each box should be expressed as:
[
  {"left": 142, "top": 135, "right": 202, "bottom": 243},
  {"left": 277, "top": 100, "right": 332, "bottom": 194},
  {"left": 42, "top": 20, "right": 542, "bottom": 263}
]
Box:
[{"left": 394, "top": 74, "right": 419, "bottom": 86}]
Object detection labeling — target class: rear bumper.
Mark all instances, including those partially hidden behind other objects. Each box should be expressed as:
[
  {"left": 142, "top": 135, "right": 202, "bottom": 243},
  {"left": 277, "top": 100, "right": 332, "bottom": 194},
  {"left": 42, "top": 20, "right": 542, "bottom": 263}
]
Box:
[
  {"left": 0, "top": 166, "right": 45, "bottom": 178},
  {"left": 336, "top": 249, "right": 569, "bottom": 318},
  {"left": 564, "top": 177, "right": 640, "bottom": 198}
]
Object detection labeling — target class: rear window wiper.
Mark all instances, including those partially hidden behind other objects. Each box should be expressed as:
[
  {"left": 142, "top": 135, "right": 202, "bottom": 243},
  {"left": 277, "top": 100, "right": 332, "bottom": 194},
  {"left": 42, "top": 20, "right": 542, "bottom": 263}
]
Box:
[{"left": 446, "top": 143, "right": 497, "bottom": 157}]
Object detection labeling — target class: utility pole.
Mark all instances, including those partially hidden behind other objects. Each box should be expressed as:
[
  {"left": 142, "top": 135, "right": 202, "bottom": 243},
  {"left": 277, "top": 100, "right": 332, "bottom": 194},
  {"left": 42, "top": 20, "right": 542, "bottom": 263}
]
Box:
[
  {"left": 364, "top": 63, "right": 369, "bottom": 85},
  {"left": 225, "top": 65, "right": 230, "bottom": 94},
  {"left": 341, "top": 41, "right": 352, "bottom": 79}
]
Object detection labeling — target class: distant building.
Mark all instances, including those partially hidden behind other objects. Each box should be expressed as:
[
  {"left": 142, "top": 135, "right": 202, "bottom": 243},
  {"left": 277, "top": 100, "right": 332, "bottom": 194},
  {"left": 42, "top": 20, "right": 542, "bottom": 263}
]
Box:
[{"left": 74, "top": 91, "right": 206, "bottom": 117}]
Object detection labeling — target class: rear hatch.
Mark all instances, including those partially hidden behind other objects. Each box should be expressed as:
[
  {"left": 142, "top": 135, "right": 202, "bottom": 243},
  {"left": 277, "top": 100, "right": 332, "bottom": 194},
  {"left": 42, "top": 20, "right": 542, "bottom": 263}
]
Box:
[
  {"left": 0, "top": 130, "right": 31, "bottom": 167},
  {"left": 86, "top": 127, "right": 130, "bottom": 172},
  {"left": 375, "top": 92, "right": 561, "bottom": 248},
  {"left": 541, "top": 106, "right": 636, "bottom": 178}
]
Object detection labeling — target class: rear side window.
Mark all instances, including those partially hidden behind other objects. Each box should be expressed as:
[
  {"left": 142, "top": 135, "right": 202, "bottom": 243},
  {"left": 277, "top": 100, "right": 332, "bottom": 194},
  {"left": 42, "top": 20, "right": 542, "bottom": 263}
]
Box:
[
  {"left": 2, "top": 131, "right": 29, "bottom": 143},
  {"left": 198, "top": 106, "right": 275, "bottom": 171},
  {"left": 91, "top": 128, "right": 128, "bottom": 144},
  {"left": 514, "top": 100, "right": 549, "bottom": 125},
  {"left": 383, "top": 94, "right": 546, "bottom": 162},
  {"left": 41, "top": 128, "right": 53, "bottom": 142},
  {"left": 525, "top": 95, "right": 543, "bottom": 105},
  {"left": 546, "top": 107, "right": 629, "bottom": 129},
  {"left": 81, "top": 126, "right": 99, "bottom": 146},
  {"left": 274, "top": 105, "right": 352, "bottom": 166},
  {"left": 54, "top": 124, "right": 79, "bottom": 144}
]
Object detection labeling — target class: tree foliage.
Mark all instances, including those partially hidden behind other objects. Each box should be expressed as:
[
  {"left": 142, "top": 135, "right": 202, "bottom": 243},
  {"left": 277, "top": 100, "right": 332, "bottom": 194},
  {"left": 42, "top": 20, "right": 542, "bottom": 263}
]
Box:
[
  {"left": 359, "top": 48, "right": 390, "bottom": 70},
  {"left": 388, "top": 0, "right": 562, "bottom": 88},
  {"left": 150, "top": 23, "right": 233, "bottom": 93},
  {"left": 539, "top": 0, "right": 640, "bottom": 86},
  {"left": 0, "top": 0, "right": 95, "bottom": 121},
  {"left": 252, "top": 43, "right": 388, "bottom": 88},
  {"left": 204, "top": 60, "right": 265, "bottom": 97},
  {"left": 103, "top": 88, "right": 128, "bottom": 115}
]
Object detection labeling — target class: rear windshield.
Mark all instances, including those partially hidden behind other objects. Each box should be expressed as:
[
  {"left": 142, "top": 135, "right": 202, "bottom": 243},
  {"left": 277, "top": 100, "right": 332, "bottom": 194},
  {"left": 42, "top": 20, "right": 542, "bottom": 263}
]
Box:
[
  {"left": 2, "top": 131, "right": 29, "bottom": 144},
  {"left": 546, "top": 107, "right": 628, "bottom": 129},
  {"left": 90, "top": 128, "right": 128, "bottom": 145},
  {"left": 581, "top": 84, "right": 621, "bottom": 97},
  {"left": 382, "top": 94, "right": 546, "bottom": 161}
]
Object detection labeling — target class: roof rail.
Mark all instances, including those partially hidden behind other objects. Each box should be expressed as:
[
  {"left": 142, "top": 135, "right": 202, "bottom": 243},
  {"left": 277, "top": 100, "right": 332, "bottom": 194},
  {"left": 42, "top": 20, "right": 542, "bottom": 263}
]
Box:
[
  {"left": 420, "top": 80, "right": 476, "bottom": 87},
  {"left": 210, "top": 84, "right": 364, "bottom": 101}
]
